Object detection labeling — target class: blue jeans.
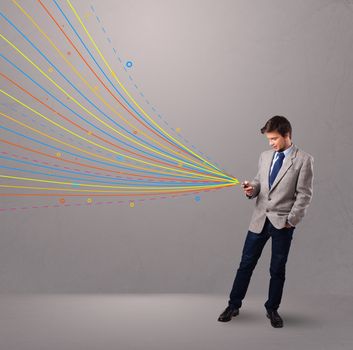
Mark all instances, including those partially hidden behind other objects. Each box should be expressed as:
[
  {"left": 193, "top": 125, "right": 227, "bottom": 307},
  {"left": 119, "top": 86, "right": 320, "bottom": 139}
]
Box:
[{"left": 228, "top": 217, "right": 294, "bottom": 311}]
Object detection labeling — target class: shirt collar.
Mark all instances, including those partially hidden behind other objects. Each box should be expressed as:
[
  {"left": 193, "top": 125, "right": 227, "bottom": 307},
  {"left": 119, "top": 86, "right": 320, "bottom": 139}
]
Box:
[{"left": 275, "top": 143, "right": 294, "bottom": 158}]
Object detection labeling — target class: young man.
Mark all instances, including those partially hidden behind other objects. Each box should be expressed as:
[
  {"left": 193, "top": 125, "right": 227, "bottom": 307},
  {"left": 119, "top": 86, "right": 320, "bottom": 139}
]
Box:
[{"left": 218, "top": 116, "right": 314, "bottom": 328}]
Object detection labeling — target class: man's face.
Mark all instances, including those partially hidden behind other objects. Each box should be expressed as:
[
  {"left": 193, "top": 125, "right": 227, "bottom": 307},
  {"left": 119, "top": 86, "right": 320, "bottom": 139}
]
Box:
[{"left": 265, "top": 131, "right": 291, "bottom": 152}]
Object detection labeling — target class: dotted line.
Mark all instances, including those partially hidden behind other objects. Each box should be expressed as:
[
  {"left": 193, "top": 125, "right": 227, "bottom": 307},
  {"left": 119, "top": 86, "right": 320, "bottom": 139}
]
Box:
[
  {"left": 0, "top": 149, "right": 203, "bottom": 184},
  {"left": 89, "top": 4, "right": 221, "bottom": 169},
  {"left": 1, "top": 103, "right": 169, "bottom": 169},
  {"left": 0, "top": 188, "right": 213, "bottom": 212},
  {"left": 1, "top": 102, "right": 110, "bottom": 156},
  {"left": 1, "top": 104, "right": 223, "bottom": 183},
  {"left": 1, "top": 103, "right": 218, "bottom": 177}
]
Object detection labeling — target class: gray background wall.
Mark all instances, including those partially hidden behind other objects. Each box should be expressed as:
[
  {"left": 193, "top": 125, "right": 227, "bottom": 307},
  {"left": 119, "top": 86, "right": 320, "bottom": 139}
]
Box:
[{"left": 1, "top": 0, "right": 352, "bottom": 296}]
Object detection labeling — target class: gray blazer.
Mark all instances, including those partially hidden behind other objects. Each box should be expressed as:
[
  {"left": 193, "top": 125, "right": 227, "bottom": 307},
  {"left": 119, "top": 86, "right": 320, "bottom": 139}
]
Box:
[{"left": 248, "top": 144, "right": 314, "bottom": 233}]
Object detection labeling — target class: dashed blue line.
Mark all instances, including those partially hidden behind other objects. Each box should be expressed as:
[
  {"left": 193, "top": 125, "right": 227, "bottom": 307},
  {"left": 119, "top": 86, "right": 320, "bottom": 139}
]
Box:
[{"left": 88, "top": 6, "right": 207, "bottom": 156}]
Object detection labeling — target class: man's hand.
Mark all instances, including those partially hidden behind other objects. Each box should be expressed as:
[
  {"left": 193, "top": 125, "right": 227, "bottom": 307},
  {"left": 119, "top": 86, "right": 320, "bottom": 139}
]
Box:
[
  {"left": 241, "top": 181, "right": 254, "bottom": 197},
  {"left": 284, "top": 222, "right": 294, "bottom": 228}
]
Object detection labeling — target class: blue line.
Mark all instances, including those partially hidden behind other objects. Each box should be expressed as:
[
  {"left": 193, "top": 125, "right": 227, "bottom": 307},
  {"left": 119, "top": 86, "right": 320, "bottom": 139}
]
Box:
[
  {"left": 52, "top": 1, "right": 183, "bottom": 144},
  {"left": 0, "top": 125, "right": 209, "bottom": 180},
  {"left": 52, "top": 0, "right": 211, "bottom": 166},
  {"left": 0, "top": 12, "right": 212, "bottom": 175},
  {"left": 0, "top": 163, "right": 222, "bottom": 188},
  {"left": 1, "top": 7, "right": 229, "bottom": 179},
  {"left": 0, "top": 55, "right": 219, "bottom": 179},
  {"left": 0, "top": 53, "right": 170, "bottom": 166},
  {"left": 88, "top": 3, "right": 224, "bottom": 172},
  {"left": 0, "top": 155, "right": 220, "bottom": 186}
]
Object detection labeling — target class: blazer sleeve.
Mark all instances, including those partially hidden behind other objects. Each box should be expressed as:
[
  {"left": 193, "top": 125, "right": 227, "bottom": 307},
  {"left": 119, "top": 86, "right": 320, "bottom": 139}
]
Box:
[
  {"left": 287, "top": 155, "right": 314, "bottom": 226},
  {"left": 246, "top": 152, "right": 262, "bottom": 199}
]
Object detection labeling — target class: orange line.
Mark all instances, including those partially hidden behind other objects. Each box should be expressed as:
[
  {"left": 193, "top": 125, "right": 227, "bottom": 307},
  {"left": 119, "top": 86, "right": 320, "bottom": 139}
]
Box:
[
  {"left": 0, "top": 138, "right": 212, "bottom": 183},
  {"left": 0, "top": 71, "right": 217, "bottom": 179},
  {"left": 0, "top": 187, "right": 224, "bottom": 197},
  {"left": 38, "top": 0, "right": 203, "bottom": 165}
]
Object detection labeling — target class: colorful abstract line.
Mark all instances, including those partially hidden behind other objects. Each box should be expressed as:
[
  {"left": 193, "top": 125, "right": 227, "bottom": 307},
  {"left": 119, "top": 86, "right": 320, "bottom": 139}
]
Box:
[{"left": 0, "top": 0, "right": 239, "bottom": 211}]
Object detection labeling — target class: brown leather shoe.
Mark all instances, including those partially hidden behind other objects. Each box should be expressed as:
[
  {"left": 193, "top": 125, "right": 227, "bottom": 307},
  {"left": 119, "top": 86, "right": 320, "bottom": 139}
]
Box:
[
  {"left": 217, "top": 306, "right": 239, "bottom": 322},
  {"left": 266, "top": 309, "right": 283, "bottom": 328}
]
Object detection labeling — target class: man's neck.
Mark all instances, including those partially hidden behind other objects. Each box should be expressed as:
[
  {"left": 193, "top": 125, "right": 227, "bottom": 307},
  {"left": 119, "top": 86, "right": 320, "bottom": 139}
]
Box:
[{"left": 279, "top": 142, "right": 293, "bottom": 153}]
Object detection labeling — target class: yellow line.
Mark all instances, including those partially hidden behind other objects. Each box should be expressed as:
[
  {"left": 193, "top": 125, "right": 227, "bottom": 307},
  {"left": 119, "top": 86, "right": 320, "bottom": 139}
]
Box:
[
  {"left": 0, "top": 96, "right": 224, "bottom": 181},
  {"left": 12, "top": 0, "right": 221, "bottom": 176},
  {"left": 0, "top": 35, "right": 226, "bottom": 181},
  {"left": 67, "top": 0, "right": 224, "bottom": 173},
  {"left": 0, "top": 175, "right": 235, "bottom": 191}
]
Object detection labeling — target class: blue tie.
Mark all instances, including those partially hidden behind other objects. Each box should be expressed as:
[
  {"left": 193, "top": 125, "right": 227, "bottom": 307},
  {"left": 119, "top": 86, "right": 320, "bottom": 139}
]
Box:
[{"left": 269, "top": 152, "right": 285, "bottom": 188}]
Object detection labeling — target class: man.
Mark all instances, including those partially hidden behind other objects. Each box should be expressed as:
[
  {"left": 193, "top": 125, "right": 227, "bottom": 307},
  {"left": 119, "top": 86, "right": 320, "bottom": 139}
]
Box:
[{"left": 218, "top": 116, "right": 314, "bottom": 328}]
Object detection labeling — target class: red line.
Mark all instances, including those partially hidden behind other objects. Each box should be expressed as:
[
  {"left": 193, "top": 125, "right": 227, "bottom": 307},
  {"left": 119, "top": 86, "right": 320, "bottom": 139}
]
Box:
[
  {"left": 0, "top": 138, "right": 218, "bottom": 183},
  {"left": 0, "top": 186, "right": 228, "bottom": 197},
  {"left": 0, "top": 72, "right": 218, "bottom": 179},
  {"left": 37, "top": 0, "right": 207, "bottom": 167}
]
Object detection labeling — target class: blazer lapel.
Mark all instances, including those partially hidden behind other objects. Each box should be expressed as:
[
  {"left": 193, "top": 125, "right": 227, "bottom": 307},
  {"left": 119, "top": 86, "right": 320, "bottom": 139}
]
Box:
[
  {"left": 269, "top": 144, "right": 298, "bottom": 193},
  {"left": 264, "top": 151, "right": 275, "bottom": 192}
]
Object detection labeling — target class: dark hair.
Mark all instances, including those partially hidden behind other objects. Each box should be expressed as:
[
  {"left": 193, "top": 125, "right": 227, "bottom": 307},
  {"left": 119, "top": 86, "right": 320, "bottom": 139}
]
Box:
[{"left": 261, "top": 115, "right": 292, "bottom": 138}]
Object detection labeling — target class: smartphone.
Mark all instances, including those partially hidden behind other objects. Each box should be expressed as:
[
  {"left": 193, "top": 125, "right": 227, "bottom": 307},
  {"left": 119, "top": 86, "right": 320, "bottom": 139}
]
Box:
[{"left": 242, "top": 181, "right": 250, "bottom": 188}]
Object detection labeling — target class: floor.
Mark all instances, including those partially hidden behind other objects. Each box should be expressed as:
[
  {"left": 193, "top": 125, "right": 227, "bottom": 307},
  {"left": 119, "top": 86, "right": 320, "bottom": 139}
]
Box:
[{"left": 0, "top": 293, "right": 352, "bottom": 350}]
